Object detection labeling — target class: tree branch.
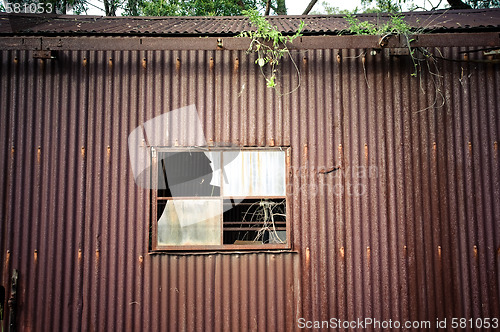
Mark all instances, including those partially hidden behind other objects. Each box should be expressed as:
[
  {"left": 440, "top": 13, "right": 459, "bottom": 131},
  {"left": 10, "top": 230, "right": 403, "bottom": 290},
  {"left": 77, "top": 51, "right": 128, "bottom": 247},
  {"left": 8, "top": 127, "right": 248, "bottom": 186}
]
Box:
[
  {"left": 302, "top": 0, "right": 319, "bottom": 14},
  {"left": 446, "top": 0, "right": 472, "bottom": 9}
]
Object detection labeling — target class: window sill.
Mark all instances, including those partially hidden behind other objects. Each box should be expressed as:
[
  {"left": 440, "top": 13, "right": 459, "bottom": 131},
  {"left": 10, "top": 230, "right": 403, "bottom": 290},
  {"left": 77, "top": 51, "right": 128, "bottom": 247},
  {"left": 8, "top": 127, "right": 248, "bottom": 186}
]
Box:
[{"left": 148, "top": 247, "right": 297, "bottom": 256}]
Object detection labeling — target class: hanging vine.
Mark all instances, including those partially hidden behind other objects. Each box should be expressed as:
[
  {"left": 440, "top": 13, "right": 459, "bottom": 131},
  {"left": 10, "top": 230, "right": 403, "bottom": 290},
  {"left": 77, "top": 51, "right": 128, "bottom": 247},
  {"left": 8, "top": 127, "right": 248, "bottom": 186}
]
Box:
[{"left": 238, "top": 9, "right": 305, "bottom": 94}]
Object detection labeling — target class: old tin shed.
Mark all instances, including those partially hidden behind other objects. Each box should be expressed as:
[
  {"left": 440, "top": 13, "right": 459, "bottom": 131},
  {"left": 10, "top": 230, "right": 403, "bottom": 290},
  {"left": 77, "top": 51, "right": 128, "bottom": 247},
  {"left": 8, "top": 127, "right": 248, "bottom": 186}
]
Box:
[{"left": 1, "top": 9, "right": 500, "bottom": 331}]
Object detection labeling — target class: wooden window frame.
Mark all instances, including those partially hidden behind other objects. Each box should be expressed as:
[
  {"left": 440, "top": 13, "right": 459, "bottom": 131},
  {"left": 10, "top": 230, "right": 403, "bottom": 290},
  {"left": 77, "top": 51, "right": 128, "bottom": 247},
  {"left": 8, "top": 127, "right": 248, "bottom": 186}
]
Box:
[{"left": 150, "top": 147, "right": 291, "bottom": 252}]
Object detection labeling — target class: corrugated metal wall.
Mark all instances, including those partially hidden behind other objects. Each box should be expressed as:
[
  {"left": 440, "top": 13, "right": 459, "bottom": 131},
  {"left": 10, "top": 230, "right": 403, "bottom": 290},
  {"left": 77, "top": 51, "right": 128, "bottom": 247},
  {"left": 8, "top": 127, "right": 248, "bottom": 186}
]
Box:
[{"left": 1, "top": 42, "right": 499, "bottom": 331}]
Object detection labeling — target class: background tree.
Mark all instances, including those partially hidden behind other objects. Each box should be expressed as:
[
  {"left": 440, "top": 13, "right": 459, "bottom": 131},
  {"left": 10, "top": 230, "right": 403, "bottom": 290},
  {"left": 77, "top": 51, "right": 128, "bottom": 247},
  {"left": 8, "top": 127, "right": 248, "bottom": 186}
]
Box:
[
  {"left": 360, "top": 0, "right": 499, "bottom": 11},
  {"left": 126, "top": 0, "right": 287, "bottom": 16}
]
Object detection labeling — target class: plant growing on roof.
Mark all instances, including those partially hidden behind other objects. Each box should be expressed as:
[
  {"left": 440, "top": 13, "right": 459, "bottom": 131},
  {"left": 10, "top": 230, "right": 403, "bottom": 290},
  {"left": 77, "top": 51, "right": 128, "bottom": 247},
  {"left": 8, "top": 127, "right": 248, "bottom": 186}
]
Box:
[
  {"left": 344, "top": 13, "right": 421, "bottom": 76},
  {"left": 238, "top": 8, "right": 305, "bottom": 92},
  {"left": 343, "top": 13, "right": 445, "bottom": 112}
]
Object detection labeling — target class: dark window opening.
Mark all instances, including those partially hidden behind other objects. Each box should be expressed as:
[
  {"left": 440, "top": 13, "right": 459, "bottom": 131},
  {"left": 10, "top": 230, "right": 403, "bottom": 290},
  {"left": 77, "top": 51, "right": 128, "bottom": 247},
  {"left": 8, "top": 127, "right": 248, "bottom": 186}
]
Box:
[{"left": 223, "top": 198, "right": 286, "bottom": 245}]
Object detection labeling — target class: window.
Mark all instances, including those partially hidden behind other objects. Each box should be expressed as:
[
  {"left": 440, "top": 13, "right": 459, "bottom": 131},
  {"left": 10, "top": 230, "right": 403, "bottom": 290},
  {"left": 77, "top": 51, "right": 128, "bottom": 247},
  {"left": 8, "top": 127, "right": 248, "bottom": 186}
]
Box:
[{"left": 151, "top": 148, "right": 289, "bottom": 250}]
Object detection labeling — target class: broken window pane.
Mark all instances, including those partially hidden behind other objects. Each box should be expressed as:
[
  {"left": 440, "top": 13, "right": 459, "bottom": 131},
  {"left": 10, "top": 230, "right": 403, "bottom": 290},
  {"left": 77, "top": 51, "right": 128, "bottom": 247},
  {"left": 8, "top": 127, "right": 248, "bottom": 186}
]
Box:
[
  {"left": 222, "top": 198, "right": 286, "bottom": 245},
  {"left": 222, "top": 151, "right": 286, "bottom": 197},
  {"left": 157, "top": 151, "right": 220, "bottom": 197},
  {"left": 157, "top": 199, "right": 222, "bottom": 245}
]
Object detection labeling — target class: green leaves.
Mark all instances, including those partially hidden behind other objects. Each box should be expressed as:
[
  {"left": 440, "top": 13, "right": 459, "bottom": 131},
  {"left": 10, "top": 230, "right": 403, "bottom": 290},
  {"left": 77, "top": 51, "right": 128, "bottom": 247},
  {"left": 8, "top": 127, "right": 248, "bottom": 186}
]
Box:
[
  {"left": 239, "top": 9, "right": 305, "bottom": 91},
  {"left": 344, "top": 13, "right": 411, "bottom": 36}
]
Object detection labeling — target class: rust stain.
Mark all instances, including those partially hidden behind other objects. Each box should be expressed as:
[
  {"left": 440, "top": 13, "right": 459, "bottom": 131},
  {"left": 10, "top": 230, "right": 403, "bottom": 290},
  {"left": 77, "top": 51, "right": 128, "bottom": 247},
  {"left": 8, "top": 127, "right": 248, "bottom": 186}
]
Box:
[
  {"left": 78, "top": 249, "right": 82, "bottom": 261},
  {"left": 473, "top": 245, "right": 478, "bottom": 258},
  {"left": 438, "top": 245, "right": 442, "bottom": 259},
  {"left": 269, "top": 138, "right": 275, "bottom": 146},
  {"left": 37, "top": 146, "right": 41, "bottom": 164},
  {"left": 83, "top": 57, "right": 87, "bottom": 67},
  {"left": 468, "top": 141, "right": 472, "bottom": 153},
  {"left": 364, "top": 143, "right": 368, "bottom": 160},
  {"left": 11, "top": 146, "right": 14, "bottom": 158},
  {"left": 95, "top": 249, "right": 100, "bottom": 260},
  {"left": 13, "top": 57, "right": 18, "bottom": 65},
  {"left": 233, "top": 57, "right": 239, "bottom": 72},
  {"left": 5, "top": 250, "right": 10, "bottom": 267},
  {"left": 366, "top": 246, "right": 371, "bottom": 266},
  {"left": 209, "top": 57, "right": 214, "bottom": 71},
  {"left": 81, "top": 146, "right": 85, "bottom": 159},
  {"left": 337, "top": 52, "right": 341, "bottom": 63},
  {"left": 108, "top": 58, "right": 113, "bottom": 68},
  {"left": 176, "top": 57, "right": 181, "bottom": 72},
  {"left": 107, "top": 145, "right": 111, "bottom": 161},
  {"left": 340, "top": 246, "right": 345, "bottom": 259},
  {"left": 142, "top": 58, "right": 147, "bottom": 69},
  {"left": 34, "top": 249, "right": 38, "bottom": 263}
]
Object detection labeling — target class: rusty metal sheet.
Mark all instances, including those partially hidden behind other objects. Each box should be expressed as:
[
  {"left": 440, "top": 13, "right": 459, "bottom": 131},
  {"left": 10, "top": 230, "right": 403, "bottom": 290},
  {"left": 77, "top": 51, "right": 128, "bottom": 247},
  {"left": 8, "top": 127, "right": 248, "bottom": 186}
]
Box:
[{"left": 0, "top": 42, "right": 499, "bottom": 331}]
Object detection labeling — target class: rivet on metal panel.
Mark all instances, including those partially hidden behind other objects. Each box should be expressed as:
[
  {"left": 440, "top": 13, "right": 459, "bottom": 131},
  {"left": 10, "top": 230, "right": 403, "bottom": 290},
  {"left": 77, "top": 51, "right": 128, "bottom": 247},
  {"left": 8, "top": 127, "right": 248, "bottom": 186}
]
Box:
[
  {"left": 340, "top": 246, "right": 344, "bottom": 259},
  {"left": 95, "top": 249, "right": 100, "bottom": 259},
  {"left": 437, "top": 245, "right": 441, "bottom": 258},
  {"left": 108, "top": 58, "right": 113, "bottom": 67},
  {"left": 176, "top": 57, "right": 181, "bottom": 71},
  {"left": 37, "top": 146, "right": 41, "bottom": 164},
  {"left": 269, "top": 138, "right": 275, "bottom": 146},
  {"left": 78, "top": 249, "right": 82, "bottom": 261},
  {"left": 433, "top": 142, "right": 437, "bottom": 151},
  {"left": 33, "top": 250, "right": 38, "bottom": 263},
  {"left": 6, "top": 250, "right": 10, "bottom": 266},
  {"left": 468, "top": 141, "right": 472, "bottom": 153},
  {"left": 83, "top": 57, "right": 87, "bottom": 67},
  {"left": 403, "top": 245, "right": 407, "bottom": 257},
  {"left": 302, "top": 56, "right": 307, "bottom": 68},
  {"left": 364, "top": 143, "right": 368, "bottom": 160},
  {"left": 107, "top": 146, "right": 111, "bottom": 160},
  {"left": 142, "top": 58, "right": 147, "bottom": 69},
  {"left": 81, "top": 146, "right": 85, "bottom": 159},
  {"left": 13, "top": 57, "right": 18, "bottom": 65},
  {"left": 139, "top": 255, "right": 144, "bottom": 264},
  {"left": 337, "top": 52, "right": 341, "bottom": 63},
  {"left": 463, "top": 53, "right": 468, "bottom": 61},
  {"left": 174, "top": 139, "right": 179, "bottom": 147},
  {"left": 473, "top": 245, "right": 478, "bottom": 257},
  {"left": 366, "top": 246, "right": 371, "bottom": 263},
  {"left": 210, "top": 57, "right": 214, "bottom": 70},
  {"left": 234, "top": 57, "right": 239, "bottom": 72}
]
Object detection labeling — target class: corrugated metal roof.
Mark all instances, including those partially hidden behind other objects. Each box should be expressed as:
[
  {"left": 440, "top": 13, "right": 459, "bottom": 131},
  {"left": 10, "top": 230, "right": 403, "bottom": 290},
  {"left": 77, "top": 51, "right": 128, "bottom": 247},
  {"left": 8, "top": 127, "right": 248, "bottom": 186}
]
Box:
[{"left": 1, "top": 8, "right": 500, "bottom": 36}]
